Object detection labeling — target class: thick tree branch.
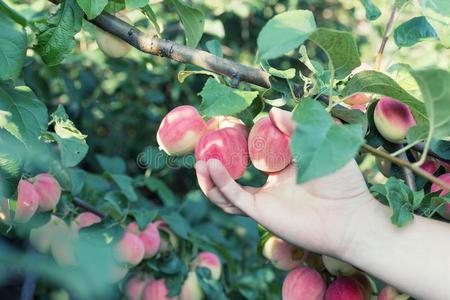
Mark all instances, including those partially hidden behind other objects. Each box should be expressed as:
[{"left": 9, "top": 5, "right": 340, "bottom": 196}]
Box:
[
  {"left": 46, "top": 0, "right": 450, "bottom": 193},
  {"left": 48, "top": 0, "right": 272, "bottom": 89},
  {"left": 91, "top": 14, "right": 271, "bottom": 88}
]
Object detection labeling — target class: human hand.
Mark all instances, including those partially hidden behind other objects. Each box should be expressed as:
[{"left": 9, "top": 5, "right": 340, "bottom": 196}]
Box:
[{"left": 195, "top": 107, "right": 373, "bottom": 257}]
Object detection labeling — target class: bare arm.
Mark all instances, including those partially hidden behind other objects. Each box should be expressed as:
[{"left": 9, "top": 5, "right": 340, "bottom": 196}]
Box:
[
  {"left": 195, "top": 107, "right": 450, "bottom": 300},
  {"left": 344, "top": 199, "right": 450, "bottom": 300}
]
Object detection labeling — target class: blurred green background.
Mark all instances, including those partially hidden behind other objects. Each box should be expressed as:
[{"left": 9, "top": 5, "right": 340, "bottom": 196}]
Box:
[{"left": 0, "top": 0, "right": 448, "bottom": 299}]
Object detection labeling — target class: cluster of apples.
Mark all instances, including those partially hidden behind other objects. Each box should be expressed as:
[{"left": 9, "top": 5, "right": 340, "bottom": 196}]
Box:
[
  {"left": 14, "top": 173, "right": 61, "bottom": 223},
  {"left": 125, "top": 251, "right": 221, "bottom": 300},
  {"left": 262, "top": 235, "right": 408, "bottom": 300},
  {"left": 30, "top": 212, "right": 103, "bottom": 268},
  {"left": 363, "top": 95, "right": 450, "bottom": 219},
  {"left": 156, "top": 105, "right": 292, "bottom": 178}
]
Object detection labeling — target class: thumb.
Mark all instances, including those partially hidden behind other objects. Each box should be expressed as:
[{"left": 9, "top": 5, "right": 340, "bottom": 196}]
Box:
[
  {"left": 269, "top": 107, "right": 296, "bottom": 136},
  {"left": 206, "top": 159, "right": 256, "bottom": 217}
]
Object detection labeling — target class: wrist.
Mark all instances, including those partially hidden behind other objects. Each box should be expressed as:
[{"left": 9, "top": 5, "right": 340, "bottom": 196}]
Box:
[{"left": 330, "top": 195, "right": 386, "bottom": 261}]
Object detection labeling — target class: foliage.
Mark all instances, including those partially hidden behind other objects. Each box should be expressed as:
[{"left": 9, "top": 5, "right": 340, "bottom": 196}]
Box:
[{"left": 0, "top": 0, "right": 449, "bottom": 299}]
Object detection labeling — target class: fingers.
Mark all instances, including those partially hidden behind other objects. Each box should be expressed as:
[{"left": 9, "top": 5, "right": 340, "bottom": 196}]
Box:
[
  {"left": 269, "top": 107, "right": 296, "bottom": 136},
  {"left": 195, "top": 161, "right": 246, "bottom": 215},
  {"left": 206, "top": 159, "right": 256, "bottom": 217}
]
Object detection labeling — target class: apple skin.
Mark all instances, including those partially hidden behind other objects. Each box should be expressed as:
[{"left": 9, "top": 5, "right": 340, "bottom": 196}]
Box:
[
  {"left": 262, "top": 236, "right": 308, "bottom": 271},
  {"left": 191, "top": 251, "right": 222, "bottom": 281},
  {"left": 139, "top": 222, "right": 161, "bottom": 259},
  {"left": 374, "top": 97, "right": 416, "bottom": 143},
  {"left": 180, "top": 271, "right": 203, "bottom": 300},
  {"left": 33, "top": 173, "right": 61, "bottom": 212},
  {"left": 15, "top": 179, "right": 39, "bottom": 223},
  {"left": 322, "top": 255, "right": 357, "bottom": 276},
  {"left": 344, "top": 94, "right": 369, "bottom": 105},
  {"left": 157, "top": 105, "right": 208, "bottom": 156},
  {"left": 325, "top": 276, "right": 370, "bottom": 300},
  {"left": 126, "top": 275, "right": 152, "bottom": 300},
  {"left": 206, "top": 116, "right": 249, "bottom": 138},
  {"left": 378, "top": 286, "right": 400, "bottom": 300},
  {"left": 282, "top": 267, "right": 326, "bottom": 300},
  {"left": 142, "top": 279, "right": 176, "bottom": 300},
  {"left": 195, "top": 127, "right": 248, "bottom": 179},
  {"left": 430, "top": 173, "right": 450, "bottom": 220},
  {"left": 72, "top": 212, "right": 102, "bottom": 230},
  {"left": 248, "top": 117, "right": 292, "bottom": 173},
  {"left": 116, "top": 232, "right": 145, "bottom": 266},
  {"left": 95, "top": 13, "right": 132, "bottom": 58}
]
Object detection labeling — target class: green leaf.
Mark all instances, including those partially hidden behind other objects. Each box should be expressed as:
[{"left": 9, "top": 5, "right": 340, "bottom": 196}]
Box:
[
  {"left": 406, "top": 124, "right": 428, "bottom": 143},
  {"left": 161, "top": 212, "right": 191, "bottom": 239},
  {"left": 34, "top": 0, "right": 83, "bottom": 66},
  {"left": 51, "top": 105, "right": 87, "bottom": 140},
  {"left": 144, "top": 177, "right": 178, "bottom": 206},
  {"left": 130, "top": 208, "right": 158, "bottom": 230},
  {"left": 419, "top": 0, "right": 450, "bottom": 17},
  {"left": 266, "top": 66, "right": 296, "bottom": 80},
  {"left": 165, "top": 0, "right": 204, "bottom": 48},
  {"left": 42, "top": 105, "right": 88, "bottom": 167},
  {"left": 0, "top": 85, "right": 47, "bottom": 147},
  {"left": 0, "top": 12, "right": 27, "bottom": 81},
  {"left": 111, "top": 174, "right": 138, "bottom": 202},
  {"left": 199, "top": 78, "right": 258, "bottom": 117},
  {"left": 430, "top": 139, "right": 450, "bottom": 160},
  {"left": 104, "top": 0, "right": 125, "bottom": 13},
  {"left": 68, "top": 168, "right": 86, "bottom": 195},
  {"left": 394, "top": 17, "right": 438, "bottom": 47},
  {"left": 341, "top": 70, "right": 428, "bottom": 124},
  {"left": 410, "top": 68, "right": 450, "bottom": 139},
  {"left": 291, "top": 99, "right": 364, "bottom": 183},
  {"left": 308, "top": 28, "right": 361, "bottom": 79},
  {"left": 420, "top": 7, "right": 450, "bottom": 47},
  {"left": 43, "top": 132, "right": 88, "bottom": 167},
  {"left": 141, "top": 5, "right": 161, "bottom": 35},
  {"left": 331, "top": 106, "right": 368, "bottom": 136},
  {"left": 177, "top": 70, "right": 219, "bottom": 83},
  {"left": 371, "top": 177, "right": 414, "bottom": 227},
  {"left": 387, "top": 189, "right": 414, "bottom": 226},
  {"left": 137, "top": 146, "right": 168, "bottom": 171},
  {"left": 359, "top": 0, "right": 381, "bottom": 21},
  {"left": 236, "top": 97, "right": 264, "bottom": 127},
  {"left": 205, "top": 39, "right": 223, "bottom": 58},
  {"left": 96, "top": 154, "right": 126, "bottom": 174},
  {"left": 257, "top": 10, "right": 316, "bottom": 60},
  {"left": 125, "top": 0, "right": 147, "bottom": 9},
  {"left": 395, "top": 0, "right": 411, "bottom": 9},
  {"left": 49, "top": 160, "right": 72, "bottom": 191},
  {"left": 76, "top": 0, "right": 107, "bottom": 19}
]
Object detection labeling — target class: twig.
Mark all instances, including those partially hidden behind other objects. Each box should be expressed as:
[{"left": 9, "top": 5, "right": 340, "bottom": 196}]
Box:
[
  {"left": 362, "top": 144, "right": 450, "bottom": 191},
  {"left": 48, "top": 0, "right": 270, "bottom": 89},
  {"left": 398, "top": 149, "right": 417, "bottom": 191},
  {"left": 374, "top": 6, "right": 398, "bottom": 71},
  {"left": 412, "top": 143, "right": 450, "bottom": 164},
  {"left": 0, "top": 0, "right": 27, "bottom": 26},
  {"left": 73, "top": 197, "right": 106, "bottom": 219}
]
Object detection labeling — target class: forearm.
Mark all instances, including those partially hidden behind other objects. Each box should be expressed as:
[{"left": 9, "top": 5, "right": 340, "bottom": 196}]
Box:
[{"left": 342, "top": 199, "right": 450, "bottom": 300}]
